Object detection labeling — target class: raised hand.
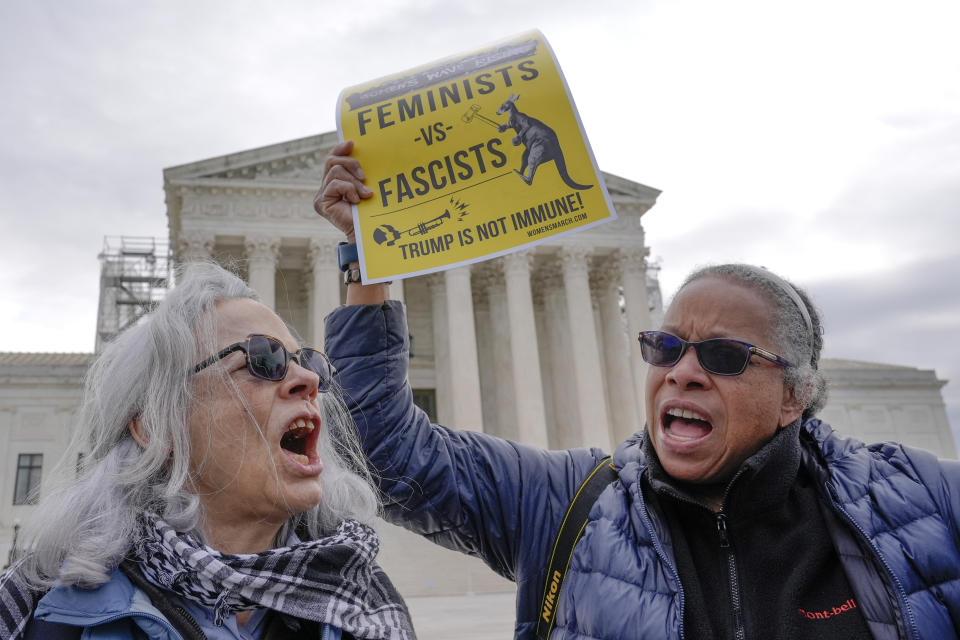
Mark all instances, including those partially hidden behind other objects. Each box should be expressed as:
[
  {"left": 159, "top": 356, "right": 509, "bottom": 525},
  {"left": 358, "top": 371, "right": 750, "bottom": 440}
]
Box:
[{"left": 314, "top": 140, "right": 372, "bottom": 243}]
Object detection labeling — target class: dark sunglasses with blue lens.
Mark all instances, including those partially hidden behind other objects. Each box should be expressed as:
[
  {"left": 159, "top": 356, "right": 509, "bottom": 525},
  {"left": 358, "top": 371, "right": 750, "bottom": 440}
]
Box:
[
  {"left": 192, "top": 334, "right": 335, "bottom": 391},
  {"left": 638, "top": 330, "right": 793, "bottom": 376}
]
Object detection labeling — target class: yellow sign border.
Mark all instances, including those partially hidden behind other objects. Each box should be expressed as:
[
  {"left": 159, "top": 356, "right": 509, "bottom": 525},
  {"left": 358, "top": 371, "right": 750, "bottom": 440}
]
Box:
[{"left": 337, "top": 29, "right": 616, "bottom": 283}]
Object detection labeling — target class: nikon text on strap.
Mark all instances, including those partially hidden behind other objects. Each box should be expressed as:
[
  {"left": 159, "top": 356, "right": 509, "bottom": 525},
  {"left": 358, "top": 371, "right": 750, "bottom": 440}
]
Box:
[{"left": 536, "top": 456, "right": 618, "bottom": 639}]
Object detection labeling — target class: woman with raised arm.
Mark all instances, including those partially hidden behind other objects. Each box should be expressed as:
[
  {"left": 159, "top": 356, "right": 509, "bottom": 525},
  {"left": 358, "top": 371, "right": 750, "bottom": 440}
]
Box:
[
  {"left": 316, "top": 140, "right": 960, "bottom": 640},
  {"left": 0, "top": 262, "right": 414, "bottom": 640}
]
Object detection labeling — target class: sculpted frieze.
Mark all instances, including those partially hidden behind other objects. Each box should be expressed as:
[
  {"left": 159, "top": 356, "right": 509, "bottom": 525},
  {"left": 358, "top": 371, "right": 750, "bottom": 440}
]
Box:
[
  {"left": 180, "top": 191, "right": 316, "bottom": 222},
  {"left": 598, "top": 213, "right": 644, "bottom": 233},
  {"left": 203, "top": 152, "right": 326, "bottom": 184}
]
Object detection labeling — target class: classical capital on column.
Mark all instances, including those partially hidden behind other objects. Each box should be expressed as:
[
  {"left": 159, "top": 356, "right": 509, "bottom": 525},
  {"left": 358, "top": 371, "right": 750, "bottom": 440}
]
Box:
[
  {"left": 530, "top": 270, "right": 548, "bottom": 307},
  {"left": 532, "top": 263, "right": 563, "bottom": 292},
  {"left": 176, "top": 231, "right": 215, "bottom": 261},
  {"left": 613, "top": 247, "right": 650, "bottom": 276},
  {"left": 503, "top": 249, "right": 535, "bottom": 276},
  {"left": 299, "top": 271, "right": 312, "bottom": 301},
  {"left": 560, "top": 245, "right": 591, "bottom": 277},
  {"left": 306, "top": 238, "right": 338, "bottom": 271},
  {"left": 244, "top": 235, "right": 282, "bottom": 263},
  {"left": 470, "top": 263, "right": 495, "bottom": 293},
  {"left": 590, "top": 268, "right": 619, "bottom": 294},
  {"left": 424, "top": 273, "right": 446, "bottom": 296},
  {"left": 489, "top": 263, "right": 508, "bottom": 288}
]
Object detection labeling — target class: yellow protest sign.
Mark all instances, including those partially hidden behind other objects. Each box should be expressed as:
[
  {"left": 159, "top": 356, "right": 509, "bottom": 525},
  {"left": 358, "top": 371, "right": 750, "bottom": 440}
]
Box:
[{"left": 337, "top": 29, "right": 616, "bottom": 283}]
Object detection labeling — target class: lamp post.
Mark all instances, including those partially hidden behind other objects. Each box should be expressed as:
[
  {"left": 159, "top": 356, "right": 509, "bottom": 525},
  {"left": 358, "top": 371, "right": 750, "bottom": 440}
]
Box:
[{"left": 4, "top": 519, "right": 20, "bottom": 569}]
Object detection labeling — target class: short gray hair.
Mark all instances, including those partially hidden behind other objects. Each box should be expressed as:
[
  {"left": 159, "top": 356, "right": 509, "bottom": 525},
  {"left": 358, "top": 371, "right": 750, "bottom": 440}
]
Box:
[
  {"left": 21, "top": 261, "right": 378, "bottom": 589},
  {"left": 680, "top": 264, "right": 827, "bottom": 420}
]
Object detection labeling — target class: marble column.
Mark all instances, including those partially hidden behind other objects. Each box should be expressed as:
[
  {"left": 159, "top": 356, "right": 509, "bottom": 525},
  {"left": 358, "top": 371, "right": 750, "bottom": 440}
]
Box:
[
  {"left": 444, "top": 266, "right": 484, "bottom": 431},
  {"left": 532, "top": 284, "right": 557, "bottom": 444},
  {"left": 244, "top": 236, "right": 281, "bottom": 310},
  {"left": 595, "top": 269, "right": 641, "bottom": 446},
  {"left": 307, "top": 239, "right": 341, "bottom": 346},
  {"left": 539, "top": 270, "right": 576, "bottom": 449},
  {"left": 427, "top": 275, "right": 452, "bottom": 426},
  {"left": 483, "top": 267, "right": 516, "bottom": 440},
  {"left": 503, "top": 251, "right": 549, "bottom": 448},
  {"left": 616, "top": 248, "right": 652, "bottom": 428},
  {"left": 561, "top": 246, "right": 612, "bottom": 450},
  {"left": 176, "top": 231, "right": 215, "bottom": 263},
  {"left": 471, "top": 273, "right": 499, "bottom": 437}
]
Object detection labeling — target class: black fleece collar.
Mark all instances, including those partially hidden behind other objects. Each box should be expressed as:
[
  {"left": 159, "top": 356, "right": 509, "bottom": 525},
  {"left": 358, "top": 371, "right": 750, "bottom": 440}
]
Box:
[{"left": 642, "top": 420, "right": 803, "bottom": 515}]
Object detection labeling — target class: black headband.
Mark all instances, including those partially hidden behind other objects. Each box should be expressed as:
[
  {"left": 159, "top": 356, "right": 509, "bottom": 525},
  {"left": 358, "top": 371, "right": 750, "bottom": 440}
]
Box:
[{"left": 742, "top": 265, "right": 814, "bottom": 338}]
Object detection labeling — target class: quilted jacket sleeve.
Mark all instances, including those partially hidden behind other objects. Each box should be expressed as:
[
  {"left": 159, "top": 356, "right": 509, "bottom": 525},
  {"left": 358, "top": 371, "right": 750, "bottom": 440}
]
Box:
[
  {"left": 901, "top": 445, "right": 960, "bottom": 618},
  {"left": 324, "top": 301, "right": 606, "bottom": 583},
  {"left": 895, "top": 444, "right": 960, "bottom": 544}
]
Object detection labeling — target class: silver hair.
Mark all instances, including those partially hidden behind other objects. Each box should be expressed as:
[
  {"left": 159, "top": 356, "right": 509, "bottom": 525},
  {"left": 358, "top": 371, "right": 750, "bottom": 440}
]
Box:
[
  {"left": 680, "top": 264, "right": 827, "bottom": 420},
  {"left": 20, "top": 261, "right": 379, "bottom": 589}
]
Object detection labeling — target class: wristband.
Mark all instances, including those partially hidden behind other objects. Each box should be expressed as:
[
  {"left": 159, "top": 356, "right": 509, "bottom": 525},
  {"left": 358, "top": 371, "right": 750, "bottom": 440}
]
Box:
[{"left": 337, "top": 242, "right": 358, "bottom": 272}]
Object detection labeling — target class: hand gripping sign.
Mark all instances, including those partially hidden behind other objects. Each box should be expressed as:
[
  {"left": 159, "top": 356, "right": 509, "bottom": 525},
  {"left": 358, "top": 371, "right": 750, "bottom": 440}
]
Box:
[{"left": 337, "top": 29, "right": 616, "bottom": 283}]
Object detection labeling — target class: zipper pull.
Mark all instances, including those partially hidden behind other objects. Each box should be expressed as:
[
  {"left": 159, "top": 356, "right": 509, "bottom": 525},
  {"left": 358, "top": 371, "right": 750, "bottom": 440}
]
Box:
[{"left": 716, "top": 513, "right": 731, "bottom": 548}]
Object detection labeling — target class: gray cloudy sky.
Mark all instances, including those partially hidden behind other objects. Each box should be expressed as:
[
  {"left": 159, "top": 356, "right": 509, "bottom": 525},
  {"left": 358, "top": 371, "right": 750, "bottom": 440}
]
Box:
[{"left": 1, "top": 1, "right": 958, "bottom": 439}]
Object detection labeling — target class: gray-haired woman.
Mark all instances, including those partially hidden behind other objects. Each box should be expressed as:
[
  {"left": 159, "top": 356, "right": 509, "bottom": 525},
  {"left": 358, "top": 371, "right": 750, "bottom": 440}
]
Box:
[{"left": 0, "top": 262, "right": 414, "bottom": 640}]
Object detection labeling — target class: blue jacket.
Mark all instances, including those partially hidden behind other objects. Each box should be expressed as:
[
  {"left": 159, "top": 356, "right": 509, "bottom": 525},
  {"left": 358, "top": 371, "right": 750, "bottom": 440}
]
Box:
[
  {"left": 32, "top": 569, "right": 186, "bottom": 640},
  {"left": 326, "top": 301, "right": 960, "bottom": 640},
  {"left": 30, "top": 570, "right": 343, "bottom": 640}
]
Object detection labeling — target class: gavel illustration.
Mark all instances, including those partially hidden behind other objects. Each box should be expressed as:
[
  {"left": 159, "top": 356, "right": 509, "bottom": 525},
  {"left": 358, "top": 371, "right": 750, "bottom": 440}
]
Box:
[{"left": 461, "top": 104, "right": 499, "bottom": 128}]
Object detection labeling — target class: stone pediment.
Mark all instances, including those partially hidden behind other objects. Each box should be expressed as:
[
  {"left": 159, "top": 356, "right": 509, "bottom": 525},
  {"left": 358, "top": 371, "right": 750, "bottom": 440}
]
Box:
[
  {"left": 821, "top": 357, "right": 947, "bottom": 391},
  {"left": 0, "top": 352, "right": 95, "bottom": 385},
  {"left": 821, "top": 358, "right": 917, "bottom": 371},
  {"left": 602, "top": 172, "right": 662, "bottom": 207},
  {"left": 164, "top": 131, "right": 341, "bottom": 188},
  {"left": 163, "top": 130, "right": 661, "bottom": 240},
  {"left": 164, "top": 131, "right": 660, "bottom": 197},
  {"left": 207, "top": 158, "right": 323, "bottom": 183}
]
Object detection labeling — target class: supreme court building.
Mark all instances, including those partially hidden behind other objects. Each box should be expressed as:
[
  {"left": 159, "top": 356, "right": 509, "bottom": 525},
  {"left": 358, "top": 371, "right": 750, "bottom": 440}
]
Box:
[
  {"left": 164, "top": 131, "right": 661, "bottom": 453},
  {"left": 1, "top": 132, "right": 954, "bottom": 601}
]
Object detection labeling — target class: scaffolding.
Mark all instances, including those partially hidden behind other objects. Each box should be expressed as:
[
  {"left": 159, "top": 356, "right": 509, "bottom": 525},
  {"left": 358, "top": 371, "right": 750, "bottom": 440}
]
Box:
[{"left": 95, "top": 236, "right": 172, "bottom": 352}]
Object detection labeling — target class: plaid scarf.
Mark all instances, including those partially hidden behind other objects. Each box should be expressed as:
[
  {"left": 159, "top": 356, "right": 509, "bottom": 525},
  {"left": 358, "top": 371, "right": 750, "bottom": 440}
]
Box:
[
  {"left": 135, "top": 512, "right": 414, "bottom": 638},
  {"left": 0, "top": 513, "right": 415, "bottom": 640},
  {"left": 0, "top": 558, "right": 35, "bottom": 640}
]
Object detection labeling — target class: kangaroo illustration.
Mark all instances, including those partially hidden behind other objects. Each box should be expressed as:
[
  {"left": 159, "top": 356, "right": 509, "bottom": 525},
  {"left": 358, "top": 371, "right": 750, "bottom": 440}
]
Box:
[{"left": 496, "top": 93, "right": 593, "bottom": 190}]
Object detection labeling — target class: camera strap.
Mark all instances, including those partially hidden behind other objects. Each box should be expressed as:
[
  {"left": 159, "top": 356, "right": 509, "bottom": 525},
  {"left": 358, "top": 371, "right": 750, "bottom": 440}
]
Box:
[{"left": 536, "top": 456, "right": 618, "bottom": 639}]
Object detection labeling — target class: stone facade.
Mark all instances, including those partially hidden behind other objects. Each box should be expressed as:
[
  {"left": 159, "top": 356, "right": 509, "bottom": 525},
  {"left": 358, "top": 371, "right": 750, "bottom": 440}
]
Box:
[
  {"left": 818, "top": 359, "right": 954, "bottom": 458},
  {"left": 0, "top": 353, "right": 93, "bottom": 569}
]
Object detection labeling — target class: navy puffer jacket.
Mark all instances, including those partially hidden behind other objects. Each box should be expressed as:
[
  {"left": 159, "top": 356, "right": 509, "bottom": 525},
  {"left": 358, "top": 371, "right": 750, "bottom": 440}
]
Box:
[{"left": 326, "top": 301, "right": 960, "bottom": 639}]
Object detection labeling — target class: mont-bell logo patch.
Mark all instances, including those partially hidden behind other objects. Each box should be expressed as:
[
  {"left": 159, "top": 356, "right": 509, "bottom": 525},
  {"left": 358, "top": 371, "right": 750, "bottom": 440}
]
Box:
[{"left": 798, "top": 598, "right": 858, "bottom": 620}]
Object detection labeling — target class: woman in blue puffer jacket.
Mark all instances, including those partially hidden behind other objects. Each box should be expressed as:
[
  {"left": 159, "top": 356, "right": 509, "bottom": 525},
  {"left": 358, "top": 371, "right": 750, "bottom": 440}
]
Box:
[{"left": 316, "top": 141, "right": 960, "bottom": 639}]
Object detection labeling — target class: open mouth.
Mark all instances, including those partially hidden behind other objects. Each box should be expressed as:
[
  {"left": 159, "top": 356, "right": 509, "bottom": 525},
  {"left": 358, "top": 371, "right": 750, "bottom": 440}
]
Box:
[
  {"left": 662, "top": 407, "right": 713, "bottom": 442},
  {"left": 280, "top": 417, "right": 318, "bottom": 465}
]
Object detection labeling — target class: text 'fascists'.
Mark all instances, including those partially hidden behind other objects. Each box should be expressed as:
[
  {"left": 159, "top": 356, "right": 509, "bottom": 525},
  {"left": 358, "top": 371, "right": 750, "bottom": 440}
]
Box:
[{"left": 377, "top": 139, "right": 506, "bottom": 207}]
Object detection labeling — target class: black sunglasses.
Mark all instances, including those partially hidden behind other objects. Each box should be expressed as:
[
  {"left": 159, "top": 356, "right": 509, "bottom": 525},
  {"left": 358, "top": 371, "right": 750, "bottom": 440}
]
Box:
[
  {"left": 193, "top": 334, "right": 335, "bottom": 391},
  {"left": 638, "top": 330, "right": 793, "bottom": 376}
]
